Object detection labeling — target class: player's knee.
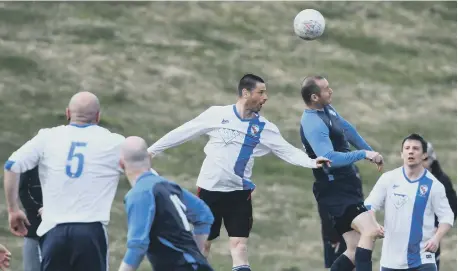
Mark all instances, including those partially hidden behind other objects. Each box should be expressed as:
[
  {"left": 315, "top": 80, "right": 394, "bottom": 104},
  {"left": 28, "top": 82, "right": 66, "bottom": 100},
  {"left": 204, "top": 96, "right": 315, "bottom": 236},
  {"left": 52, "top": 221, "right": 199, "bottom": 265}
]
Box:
[
  {"left": 359, "top": 225, "right": 381, "bottom": 240},
  {"left": 358, "top": 221, "right": 381, "bottom": 239},
  {"left": 352, "top": 212, "right": 380, "bottom": 238}
]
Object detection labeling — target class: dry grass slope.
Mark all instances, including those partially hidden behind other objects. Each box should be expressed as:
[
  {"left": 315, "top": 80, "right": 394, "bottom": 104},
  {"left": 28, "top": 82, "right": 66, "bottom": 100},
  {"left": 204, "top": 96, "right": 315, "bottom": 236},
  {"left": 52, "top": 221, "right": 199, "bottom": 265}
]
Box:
[{"left": 0, "top": 2, "right": 456, "bottom": 271}]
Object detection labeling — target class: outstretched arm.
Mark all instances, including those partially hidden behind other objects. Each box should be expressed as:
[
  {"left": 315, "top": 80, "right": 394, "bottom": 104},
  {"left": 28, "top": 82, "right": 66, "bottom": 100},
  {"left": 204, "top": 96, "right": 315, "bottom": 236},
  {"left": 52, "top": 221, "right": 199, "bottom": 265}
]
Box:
[
  {"left": 261, "top": 126, "right": 328, "bottom": 169},
  {"left": 147, "top": 107, "right": 216, "bottom": 156}
]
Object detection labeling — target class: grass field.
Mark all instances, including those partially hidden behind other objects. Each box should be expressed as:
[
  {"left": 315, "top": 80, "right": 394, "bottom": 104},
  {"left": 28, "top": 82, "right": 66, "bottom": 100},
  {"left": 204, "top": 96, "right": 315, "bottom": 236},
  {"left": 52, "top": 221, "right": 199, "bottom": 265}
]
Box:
[{"left": 0, "top": 2, "right": 456, "bottom": 271}]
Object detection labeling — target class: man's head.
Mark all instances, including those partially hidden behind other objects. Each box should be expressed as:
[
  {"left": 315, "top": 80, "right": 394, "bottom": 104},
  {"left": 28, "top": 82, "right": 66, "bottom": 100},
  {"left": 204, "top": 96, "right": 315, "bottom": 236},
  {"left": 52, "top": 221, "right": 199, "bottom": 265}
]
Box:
[
  {"left": 120, "top": 136, "right": 151, "bottom": 175},
  {"left": 422, "top": 141, "right": 437, "bottom": 170},
  {"left": 301, "top": 75, "right": 333, "bottom": 107},
  {"left": 66, "top": 91, "right": 101, "bottom": 124},
  {"left": 237, "top": 74, "right": 268, "bottom": 113},
  {"left": 401, "top": 133, "right": 428, "bottom": 167}
]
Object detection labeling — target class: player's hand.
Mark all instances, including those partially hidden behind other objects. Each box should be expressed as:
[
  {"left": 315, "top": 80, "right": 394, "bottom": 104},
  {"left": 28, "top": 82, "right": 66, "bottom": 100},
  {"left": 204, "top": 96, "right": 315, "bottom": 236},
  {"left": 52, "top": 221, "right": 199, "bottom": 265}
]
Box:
[
  {"left": 8, "top": 209, "right": 30, "bottom": 237},
  {"left": 0, "top": 244, "right": 11, "bottom": 271},
  {"left": 315, "top": 156, "right": 331, "bottom": 168},
  {"left": 424, "top": 237, "right": 439, "bottom": 253},
  {"left": 364, "top": 151, "right": 380, "bottom": 161},
  {"left": 373, "top": 154, "right": 384, "bottom": 172},
  {"left": 364, "top": 151, "right": 384, "bottom": 172},
  {"left": 377, "top": 224, "right": 385, "bottom": 239}
]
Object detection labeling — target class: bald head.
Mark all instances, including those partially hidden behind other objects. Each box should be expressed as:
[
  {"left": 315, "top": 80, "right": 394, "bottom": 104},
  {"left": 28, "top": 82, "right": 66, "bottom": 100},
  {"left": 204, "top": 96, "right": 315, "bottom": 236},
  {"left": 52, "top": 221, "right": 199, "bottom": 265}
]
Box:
[
  {"left": 121, "top": 136, "right": 151, "bottom": 170},
  {"left": 67, "top": 91, "right": 100, "bottom": 123}
]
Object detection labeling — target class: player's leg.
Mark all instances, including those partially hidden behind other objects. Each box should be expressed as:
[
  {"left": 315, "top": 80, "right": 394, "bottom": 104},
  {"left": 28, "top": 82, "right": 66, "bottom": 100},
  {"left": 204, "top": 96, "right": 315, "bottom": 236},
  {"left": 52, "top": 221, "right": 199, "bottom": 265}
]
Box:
[
  {"left": 68, "top": 222, "right": 108, "bottom": 271},
  {"left": 39, "top": 225, "right": 71, "bottom": 271},
  {"left": 223, "top": 190, "right": 253, "bottom": 271},
  {"left": 330, "top": 229, "right": 359, "bottom": 271},
  {"left": 350, "top": 203, "right": 383, "bottom": 271},
  {"left": 23, "top": 237, "right": 41, "bottom": 271},
  {"left": 318, "top": 203, "right": 347, "bottom": 269},
  {"left": 324, "top": 235, "right": 348, "bottom": 269},
  {"left": 197, "top": 188, "right": 223, "bottom": 258},
  {"left": 330, "top": 202, "right": 379, "bottom": 271},
  {"left": 337, "top": 235, "right": 347, "bottom": 256},
  {"left": 205, "top": 214, "right": 223, "bottom": 258}
]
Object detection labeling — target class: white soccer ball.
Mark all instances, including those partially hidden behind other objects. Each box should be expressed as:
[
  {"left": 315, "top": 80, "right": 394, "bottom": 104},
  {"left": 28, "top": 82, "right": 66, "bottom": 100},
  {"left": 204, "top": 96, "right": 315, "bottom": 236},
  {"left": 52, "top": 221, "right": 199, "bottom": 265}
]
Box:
[{"left": 293, "top": 9, "right": 326, "bottom": 40}]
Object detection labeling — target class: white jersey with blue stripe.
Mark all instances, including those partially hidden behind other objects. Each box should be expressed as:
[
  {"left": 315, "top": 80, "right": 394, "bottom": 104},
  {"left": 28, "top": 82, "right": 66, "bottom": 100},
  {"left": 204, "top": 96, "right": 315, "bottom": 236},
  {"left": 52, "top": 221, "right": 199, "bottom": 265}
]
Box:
[
  {"left": 5, "top": 124, "right": 125, "bottom": 236},
  {"left": 148, "top": 104, "right": 317, "bottom": 192},
  {"left": 364, "top": 167, "right": 454, "bottom": 269}
]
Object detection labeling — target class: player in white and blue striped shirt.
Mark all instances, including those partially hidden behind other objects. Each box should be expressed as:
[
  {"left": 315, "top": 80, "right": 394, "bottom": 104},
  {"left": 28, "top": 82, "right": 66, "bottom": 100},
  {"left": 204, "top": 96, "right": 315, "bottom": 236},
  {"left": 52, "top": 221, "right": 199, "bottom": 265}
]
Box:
[{"left": 364, "top": 134, "right": 454, "bottom": 271}]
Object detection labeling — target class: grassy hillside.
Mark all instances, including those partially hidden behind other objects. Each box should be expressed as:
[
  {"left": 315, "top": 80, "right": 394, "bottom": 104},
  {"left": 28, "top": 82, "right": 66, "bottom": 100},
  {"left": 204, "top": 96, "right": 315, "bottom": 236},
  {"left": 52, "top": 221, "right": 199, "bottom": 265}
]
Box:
[{"left": 0, "top": 2, "right": 456, "bottom": 270}]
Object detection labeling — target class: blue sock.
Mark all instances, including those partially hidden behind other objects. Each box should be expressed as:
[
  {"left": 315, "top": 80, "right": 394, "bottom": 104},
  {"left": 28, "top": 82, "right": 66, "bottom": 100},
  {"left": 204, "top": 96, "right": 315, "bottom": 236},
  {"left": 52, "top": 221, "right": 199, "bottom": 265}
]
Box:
[
  {"left": 330, "top": 254, "right": 355, "bottom": 271},
  {"left": 355, "top": 247, "right": 372, "bottom": 271},
  {"left": 232, "top": 265, "right": 251, "bottom": 271}
]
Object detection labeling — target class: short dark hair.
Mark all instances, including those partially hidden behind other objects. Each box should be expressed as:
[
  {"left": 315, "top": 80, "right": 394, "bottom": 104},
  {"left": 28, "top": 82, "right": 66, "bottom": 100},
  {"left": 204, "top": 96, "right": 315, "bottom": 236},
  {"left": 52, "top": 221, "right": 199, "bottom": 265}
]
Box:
[
  {"left": 238, "top": 74, "right": 264, "bottom": 96},
  {"left": 401, "top": 133, "right": 428, "bottom": 153},
  {"left": 300, "top": 75, "right": 326, "bottom": 105}
]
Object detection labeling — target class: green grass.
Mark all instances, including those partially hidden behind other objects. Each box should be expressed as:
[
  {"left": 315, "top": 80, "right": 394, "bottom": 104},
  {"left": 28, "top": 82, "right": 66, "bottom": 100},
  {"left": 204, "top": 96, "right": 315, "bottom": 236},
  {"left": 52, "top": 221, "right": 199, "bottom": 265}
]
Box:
[{"left": 0, "top": 2, "right": 456, "bottom": 271}]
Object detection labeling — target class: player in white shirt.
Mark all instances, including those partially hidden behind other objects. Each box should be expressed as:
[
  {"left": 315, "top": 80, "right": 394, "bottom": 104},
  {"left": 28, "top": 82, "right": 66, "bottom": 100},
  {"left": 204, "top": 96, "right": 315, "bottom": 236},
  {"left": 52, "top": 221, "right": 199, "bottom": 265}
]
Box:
[
  {"left": 148, "top": 74, "right": 330, "bottom": 271},
  {"left": 3, "top": 91, "right": 125, "bottom": 271},
  {"left": 364, "top": 134, "right": 454, "bottom": 271}
]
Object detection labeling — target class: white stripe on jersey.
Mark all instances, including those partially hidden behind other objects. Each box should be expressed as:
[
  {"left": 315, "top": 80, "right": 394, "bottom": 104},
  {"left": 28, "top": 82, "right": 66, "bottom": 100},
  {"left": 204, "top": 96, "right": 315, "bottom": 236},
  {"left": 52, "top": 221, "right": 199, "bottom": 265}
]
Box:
[
  {"left": 6, "top": 124, "right": 125, "bottom": 236},
  {"left": 148, "top": 104, "right": 317, "bottom": 192},
  {"left": 364, "top": 167, "right": 454, "bottom": 269}
]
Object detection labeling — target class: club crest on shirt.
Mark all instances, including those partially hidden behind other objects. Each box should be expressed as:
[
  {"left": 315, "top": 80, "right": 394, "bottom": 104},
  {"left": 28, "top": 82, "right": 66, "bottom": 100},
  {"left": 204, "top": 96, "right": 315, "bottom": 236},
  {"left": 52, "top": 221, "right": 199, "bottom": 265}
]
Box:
[
  {"left": 418, "top": 185, "right": 429, "bottom": 197},
  {"left": 250, "top": 124, "right": 260, "bottom": 136},
  {"left": 392, "top": 193, "right": 409, "bottom": 209}
]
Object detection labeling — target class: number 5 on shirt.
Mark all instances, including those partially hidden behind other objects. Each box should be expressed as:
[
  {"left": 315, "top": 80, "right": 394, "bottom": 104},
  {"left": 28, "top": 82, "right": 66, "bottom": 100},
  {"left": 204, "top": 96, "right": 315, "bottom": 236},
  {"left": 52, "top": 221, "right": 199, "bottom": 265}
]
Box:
[{"left": 66, "top": 142, "right": 87, "bottom": 178}]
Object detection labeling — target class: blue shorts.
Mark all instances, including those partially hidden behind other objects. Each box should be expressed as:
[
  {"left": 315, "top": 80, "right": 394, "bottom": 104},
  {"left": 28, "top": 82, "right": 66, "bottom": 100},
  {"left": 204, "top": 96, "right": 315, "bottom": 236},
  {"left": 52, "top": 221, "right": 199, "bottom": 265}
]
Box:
[{"left": 39, "top": 222, "right": 108, "bottom": 271}]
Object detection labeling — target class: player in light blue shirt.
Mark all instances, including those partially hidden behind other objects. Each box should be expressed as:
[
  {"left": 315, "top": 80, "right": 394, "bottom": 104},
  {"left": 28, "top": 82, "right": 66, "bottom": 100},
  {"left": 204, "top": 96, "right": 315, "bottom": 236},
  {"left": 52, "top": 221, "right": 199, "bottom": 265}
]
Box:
[{"left": 118, "top": 136, "right": 214, "bottom": 271}]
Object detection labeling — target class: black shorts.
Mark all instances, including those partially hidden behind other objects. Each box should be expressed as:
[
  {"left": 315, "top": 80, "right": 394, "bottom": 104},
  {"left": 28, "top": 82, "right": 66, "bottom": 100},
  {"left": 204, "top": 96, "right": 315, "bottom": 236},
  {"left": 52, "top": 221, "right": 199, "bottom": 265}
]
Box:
[
  {"left": 333, "top": 202, "right": 368, "bottom": 236},
  {"left": 197, "top": 188, "right": 253, "bottom": 240}
]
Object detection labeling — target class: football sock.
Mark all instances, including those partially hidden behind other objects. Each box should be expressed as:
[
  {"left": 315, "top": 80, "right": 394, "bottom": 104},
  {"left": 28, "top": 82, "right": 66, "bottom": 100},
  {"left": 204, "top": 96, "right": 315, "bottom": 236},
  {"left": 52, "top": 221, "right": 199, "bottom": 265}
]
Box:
[
  {"left": 232, "top": 265, "right": 251, "bottom": 271},
  {"left": 355, "top": 247, "right": 372, "bottom": 271},
  {"left": 330, "top": 254, "right": 355, "bottom": 271}
]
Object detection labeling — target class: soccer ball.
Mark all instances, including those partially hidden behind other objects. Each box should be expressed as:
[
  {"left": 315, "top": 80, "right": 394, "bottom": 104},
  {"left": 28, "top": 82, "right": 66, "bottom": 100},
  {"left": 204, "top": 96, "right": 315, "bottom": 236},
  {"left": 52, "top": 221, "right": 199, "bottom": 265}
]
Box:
[{"left": 293, "top": 9, "right": 326, "bottom": 40}]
